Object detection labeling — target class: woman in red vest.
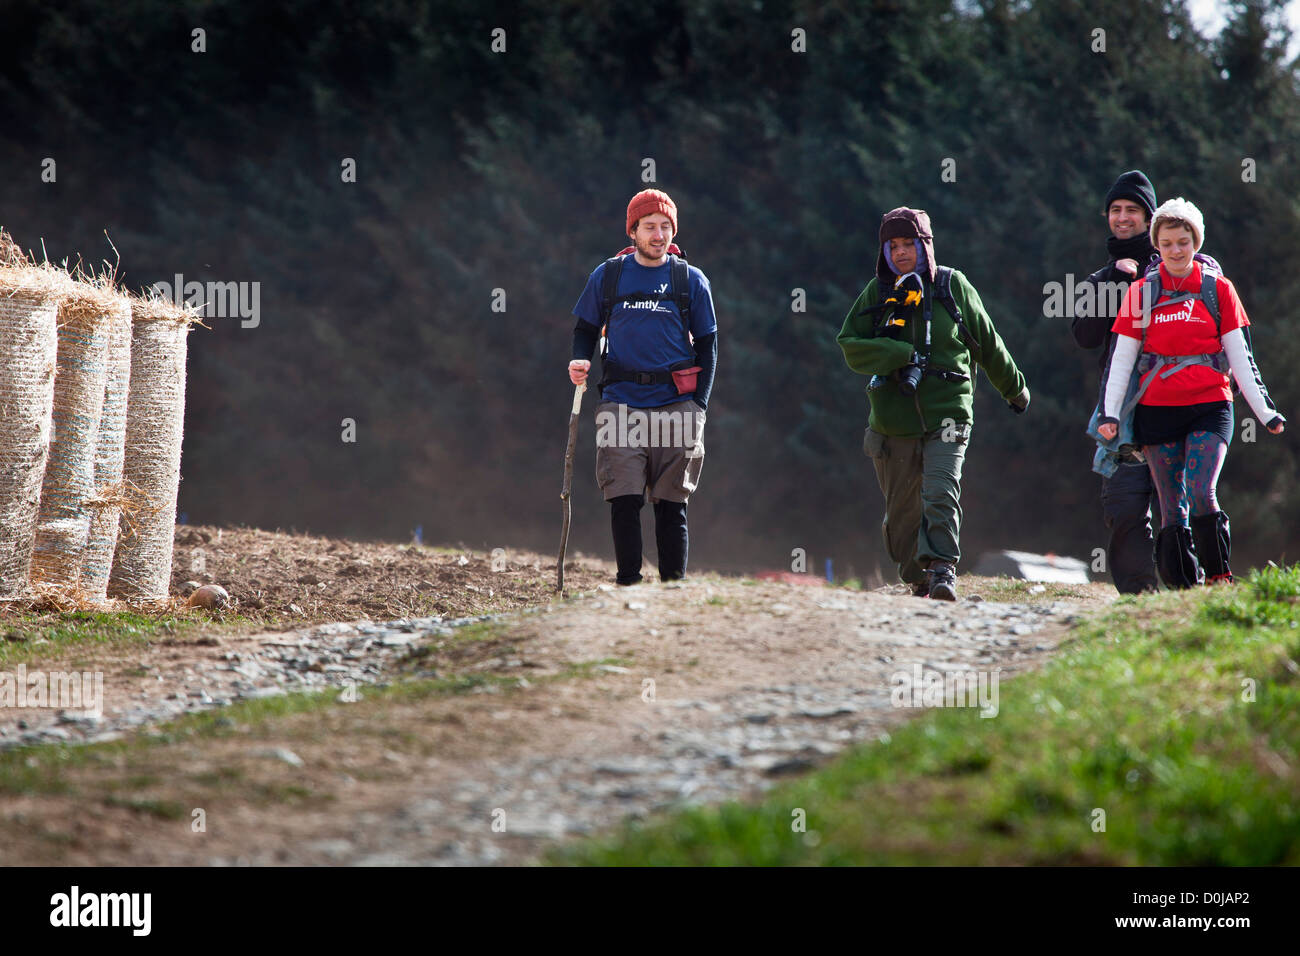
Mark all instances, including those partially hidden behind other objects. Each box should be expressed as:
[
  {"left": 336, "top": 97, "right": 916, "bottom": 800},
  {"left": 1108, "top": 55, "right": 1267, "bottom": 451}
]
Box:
[{"left": 1097, "top": 198, "right": 1285, "bottom": 587}]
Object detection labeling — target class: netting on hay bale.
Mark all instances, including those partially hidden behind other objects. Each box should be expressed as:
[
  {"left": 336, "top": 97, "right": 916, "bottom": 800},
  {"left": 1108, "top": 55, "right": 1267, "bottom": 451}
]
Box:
[
  {"left": 108, "top": 295, "right": 198, "bottom": 602},
  {"left": 78, "top": 292, "right": 134, "bottom": 602},
  {"left": 0, "top": 264, "right": 69, "bottom": 599},
  {"left": 30, "top": 280, "right": 119, "bottom": 594}
]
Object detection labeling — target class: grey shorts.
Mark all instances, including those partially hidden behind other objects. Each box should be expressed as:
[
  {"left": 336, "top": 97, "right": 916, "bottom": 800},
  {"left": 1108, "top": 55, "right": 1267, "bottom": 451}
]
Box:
[{"left": 594, "top": 400, "right": 706, "bottom": 503}]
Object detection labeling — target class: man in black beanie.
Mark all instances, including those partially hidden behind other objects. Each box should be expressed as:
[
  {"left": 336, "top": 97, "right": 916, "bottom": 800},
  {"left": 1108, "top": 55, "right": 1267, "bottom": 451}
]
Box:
[{"left": 1073, "top": 170, "right": 1160, "bottom": 594}]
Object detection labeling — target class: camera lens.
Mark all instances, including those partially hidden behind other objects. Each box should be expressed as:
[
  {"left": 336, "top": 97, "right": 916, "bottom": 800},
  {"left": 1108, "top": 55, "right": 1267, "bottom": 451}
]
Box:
[{"left": 898, "top": 364, "right": 923, "bottom": 396}]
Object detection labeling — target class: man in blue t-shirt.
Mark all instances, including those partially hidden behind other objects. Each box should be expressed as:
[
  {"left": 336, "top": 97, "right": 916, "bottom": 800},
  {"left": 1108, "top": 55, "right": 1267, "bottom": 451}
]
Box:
[{"left": 569, "top": 189, "right": 719, "bottom": 585}]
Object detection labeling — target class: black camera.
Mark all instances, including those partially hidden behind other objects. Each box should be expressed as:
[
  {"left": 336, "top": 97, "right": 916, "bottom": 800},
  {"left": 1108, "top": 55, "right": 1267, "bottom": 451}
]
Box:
[{"left": 897, "top": 352, "right": 925, "bottom": 396}]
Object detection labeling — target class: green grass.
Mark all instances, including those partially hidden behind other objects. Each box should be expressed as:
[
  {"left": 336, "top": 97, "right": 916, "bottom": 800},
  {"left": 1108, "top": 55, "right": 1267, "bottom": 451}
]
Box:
[
  {"left": 549, "top": 564, "right": 1300, "bottom": 866},
  {"left": 0, "top": 609, "right": 252, "bottom": 666},
  {"left": 965, "top": 576, "right": 1099, "bottom": 603}
]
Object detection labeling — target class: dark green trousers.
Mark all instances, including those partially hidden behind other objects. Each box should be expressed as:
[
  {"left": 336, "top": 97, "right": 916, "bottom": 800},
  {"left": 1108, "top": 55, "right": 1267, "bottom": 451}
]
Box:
[{"left": 863, "top": 425, "right": 969, "bottom": 585}]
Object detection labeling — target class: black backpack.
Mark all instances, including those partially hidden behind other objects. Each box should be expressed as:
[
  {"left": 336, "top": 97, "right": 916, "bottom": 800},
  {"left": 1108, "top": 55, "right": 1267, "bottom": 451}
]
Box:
[
  {"left": 597, "top": 250, "right": 693, "bottom": 350},
  {"left": 594, "top": 251, "right": 695, "bottom": 394}
]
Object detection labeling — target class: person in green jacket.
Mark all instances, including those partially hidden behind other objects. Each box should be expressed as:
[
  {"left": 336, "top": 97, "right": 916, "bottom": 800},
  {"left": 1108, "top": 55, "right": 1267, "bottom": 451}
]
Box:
[{"left": 837, "top": 207, "right": 1030, "bottom": 600}]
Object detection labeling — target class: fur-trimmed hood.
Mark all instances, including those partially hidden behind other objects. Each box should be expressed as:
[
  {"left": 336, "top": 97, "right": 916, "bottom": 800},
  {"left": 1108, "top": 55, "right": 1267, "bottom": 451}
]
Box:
[{"left": 877, "top": 207, "right": 937, "bottom": 288}]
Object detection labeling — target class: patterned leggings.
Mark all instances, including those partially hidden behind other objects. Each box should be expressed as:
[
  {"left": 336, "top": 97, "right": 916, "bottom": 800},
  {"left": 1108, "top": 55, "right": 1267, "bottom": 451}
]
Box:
[{"left": 1144, "top": 431, "right": 1228, "bottom": 527}]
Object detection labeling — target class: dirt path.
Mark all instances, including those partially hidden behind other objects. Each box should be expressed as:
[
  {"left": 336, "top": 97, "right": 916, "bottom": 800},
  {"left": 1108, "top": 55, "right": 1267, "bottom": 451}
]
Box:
[{"left": 0, "top": 572, "right": 1115, "bottom": 865}]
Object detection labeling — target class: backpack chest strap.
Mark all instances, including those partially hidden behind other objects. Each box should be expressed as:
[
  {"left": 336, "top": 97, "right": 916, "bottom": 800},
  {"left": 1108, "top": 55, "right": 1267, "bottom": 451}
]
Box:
[{"left": 1149, "top": 291, "right": 1202, "bottom": 309}]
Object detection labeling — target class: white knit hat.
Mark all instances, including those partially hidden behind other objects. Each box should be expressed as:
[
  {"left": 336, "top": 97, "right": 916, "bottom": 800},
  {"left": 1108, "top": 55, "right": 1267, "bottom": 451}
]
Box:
[{"left": 1150, "top": 197, "right": 1204, "bottom": 252}]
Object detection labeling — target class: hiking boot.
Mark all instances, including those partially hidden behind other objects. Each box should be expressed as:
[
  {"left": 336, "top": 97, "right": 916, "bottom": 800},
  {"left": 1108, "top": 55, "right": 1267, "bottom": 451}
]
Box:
[
  {"left": 910, "top": 579, "right": 930, "bottom": 598},
  {"left": 927, "top": 561, "right": 957, "bottom": 601},
  {"left": 1155, "top": 524, "right": 1202, "bottom": 589},
  {"left": 1190, "top": 511, "right": 1232, "bottom": 584}
]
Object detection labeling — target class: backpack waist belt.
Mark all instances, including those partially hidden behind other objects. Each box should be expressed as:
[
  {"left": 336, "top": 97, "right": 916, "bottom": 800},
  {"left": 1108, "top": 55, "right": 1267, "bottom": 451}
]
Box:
[
  {"left": 601, "top": 363, "right": 677, "bottom": 387},
  {"left": 1122, "top": 352, "right": 1231, "bottom": 416},
  {"left": 1137, "top": 351, "right": 1229, "bottom": 376},
  {"left": 599, "top": 358, "right": 694, "bottom": 391}
]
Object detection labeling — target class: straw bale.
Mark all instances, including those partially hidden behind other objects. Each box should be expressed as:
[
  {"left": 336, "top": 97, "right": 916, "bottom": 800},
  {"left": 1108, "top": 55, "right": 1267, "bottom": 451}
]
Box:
[
  {"left": 0, "top": 228, "right": 28, "bottom": 267},
  {"left": 30, "top": 280, "right": 117, "bottom": 589},
  {"left": 0, "top": 264, "right": 68, "bottom": 597},
  {"left": 108, "top": 295, "right": 195, "bottom": 601},
  {"left": 78, "top": 293, "right": 134, "bottom": 600}
]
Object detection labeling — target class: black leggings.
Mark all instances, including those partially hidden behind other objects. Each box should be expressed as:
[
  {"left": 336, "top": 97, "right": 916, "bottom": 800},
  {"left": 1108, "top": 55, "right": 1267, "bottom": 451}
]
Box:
[{"left": 610, "top": 494, "right": 688, "bottom": 583}]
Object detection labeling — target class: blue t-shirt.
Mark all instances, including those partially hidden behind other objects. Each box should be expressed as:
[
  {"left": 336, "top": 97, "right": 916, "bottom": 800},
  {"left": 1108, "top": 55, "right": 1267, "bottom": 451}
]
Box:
[{"left": 573, "top": 255, "right": 718, "bottom": 408}]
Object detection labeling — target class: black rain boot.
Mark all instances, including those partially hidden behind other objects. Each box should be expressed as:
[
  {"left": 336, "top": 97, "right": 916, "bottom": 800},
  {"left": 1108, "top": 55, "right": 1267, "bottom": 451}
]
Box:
[
  {"left": 610, "top": 494, "right": 645, "bottom": 585},
  {"left": 653, "top": 499, "right": 688, "bottom": 581},
  {"left": 1155, "top": 524, "right": 1202, "bottom": 589},
  {"left": 1191, "top": 511, "right": 1233, "bottom": 584}
]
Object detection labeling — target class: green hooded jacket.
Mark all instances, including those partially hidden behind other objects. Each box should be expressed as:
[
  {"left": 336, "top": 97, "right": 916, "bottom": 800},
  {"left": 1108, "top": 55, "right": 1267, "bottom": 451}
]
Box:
[{"left": 837, "top": 269, "right": 1027, "bottom": 438}]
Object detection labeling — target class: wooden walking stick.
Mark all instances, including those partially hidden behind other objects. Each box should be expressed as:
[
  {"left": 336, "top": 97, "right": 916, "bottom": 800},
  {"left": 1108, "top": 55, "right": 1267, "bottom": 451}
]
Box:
[{"left": 557, "top": 382, "right": 586, "bottom": 592}]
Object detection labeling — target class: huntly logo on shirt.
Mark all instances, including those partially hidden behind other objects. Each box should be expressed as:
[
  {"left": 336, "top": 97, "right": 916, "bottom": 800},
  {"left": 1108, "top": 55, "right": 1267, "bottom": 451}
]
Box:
[
  {"left": 1152, "top": 298, "right": 1198, "bottom": 326},
  {"left": 623, "top": 282, "right": 672, "bottom": 312}
]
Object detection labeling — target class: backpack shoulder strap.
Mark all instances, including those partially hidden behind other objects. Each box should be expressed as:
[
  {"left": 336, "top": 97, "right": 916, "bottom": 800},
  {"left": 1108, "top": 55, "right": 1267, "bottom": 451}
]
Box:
[
  {"left": 670, "top": 253, "right": 692, "bottom": 342},
  {"left": 1201, "top": 270, "right": 1221, "bottom": 334},
  {"left": 935, "top": 265, "right": 956, "bottom": 303},
  {"left": 1142, "top": 267, "right": 1164, "bottom": 303},
  {"left": 1140, "top": 271, "right": 1164, "bottom": 346},
  {"left": 934, "top": 266, "right": 981, "bottom": 360},
  {"left": 599, "top": 254, "right": 627, "bottom": 332},
  {"left": 934, "top": 266, "right": 956, "bottom": 314}
]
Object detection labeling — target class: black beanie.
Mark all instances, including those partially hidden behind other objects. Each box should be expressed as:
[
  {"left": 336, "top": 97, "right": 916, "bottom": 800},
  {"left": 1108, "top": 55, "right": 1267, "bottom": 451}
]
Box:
[{"left": 1104, "top": 170, "right": 1157, "bottom": 218}]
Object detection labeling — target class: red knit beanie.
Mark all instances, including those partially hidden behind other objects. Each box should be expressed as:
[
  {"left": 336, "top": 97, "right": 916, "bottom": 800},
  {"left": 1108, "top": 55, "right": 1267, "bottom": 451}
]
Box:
[{"left": 626, "top": 189, "right": 678, "bottom": 236}]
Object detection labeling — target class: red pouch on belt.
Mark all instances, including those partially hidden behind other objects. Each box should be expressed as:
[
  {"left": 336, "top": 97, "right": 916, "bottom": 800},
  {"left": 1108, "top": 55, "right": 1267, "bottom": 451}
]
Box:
[{"left": 671, "top": 366, "right": 702, "bottom": 395}]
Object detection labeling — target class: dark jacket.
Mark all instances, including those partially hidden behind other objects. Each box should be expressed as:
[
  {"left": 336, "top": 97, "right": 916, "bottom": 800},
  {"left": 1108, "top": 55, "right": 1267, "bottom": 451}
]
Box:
[{"left": 1072, "top": 235, "right": 1159, "bottom": 374}]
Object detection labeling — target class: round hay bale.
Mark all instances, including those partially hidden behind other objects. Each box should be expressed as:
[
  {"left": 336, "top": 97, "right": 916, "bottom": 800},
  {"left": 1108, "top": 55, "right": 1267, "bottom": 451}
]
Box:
[
  {"left": 108, "top": 295, "right": 196, "bottom": 601},
  {"left": 0, "top": 265, "right": 68, "bottom": 598},
  {"left": 78, "top": 293, "right": 133, "bottom": 601},
  {"left": 30, "top": 280, "right": 117, "bottom": 591}
]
